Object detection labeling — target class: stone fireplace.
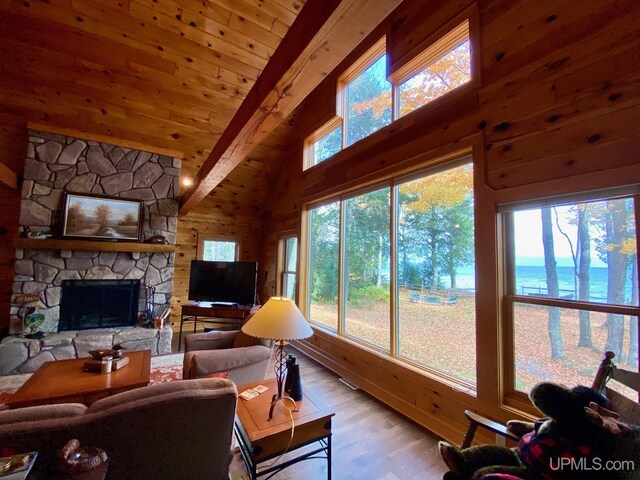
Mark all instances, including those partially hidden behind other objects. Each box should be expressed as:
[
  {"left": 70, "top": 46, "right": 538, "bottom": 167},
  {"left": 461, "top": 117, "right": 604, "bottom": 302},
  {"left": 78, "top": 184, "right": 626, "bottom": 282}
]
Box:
[
  {"left": 0, "top": 130, "right": 180, "bottom": 374},
  {"left": 59, "top": 279, "right": 140, "bottom": 331}
]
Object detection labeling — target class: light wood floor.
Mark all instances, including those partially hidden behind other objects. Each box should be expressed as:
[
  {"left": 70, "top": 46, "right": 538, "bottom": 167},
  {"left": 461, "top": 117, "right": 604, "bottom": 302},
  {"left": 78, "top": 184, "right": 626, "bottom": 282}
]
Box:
[
  {"left": 245, "top": 348, "right": 447, "bottom": 479},
  {"left": 173, "top": 329, "right": 448, "bottom": 479}
]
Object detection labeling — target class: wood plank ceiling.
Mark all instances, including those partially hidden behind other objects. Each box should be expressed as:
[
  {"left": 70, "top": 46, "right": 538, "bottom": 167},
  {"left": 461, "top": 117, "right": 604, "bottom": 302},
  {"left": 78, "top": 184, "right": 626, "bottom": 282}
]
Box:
[{"left": 0, "top": 0, "right": 306, "bottom": 204}]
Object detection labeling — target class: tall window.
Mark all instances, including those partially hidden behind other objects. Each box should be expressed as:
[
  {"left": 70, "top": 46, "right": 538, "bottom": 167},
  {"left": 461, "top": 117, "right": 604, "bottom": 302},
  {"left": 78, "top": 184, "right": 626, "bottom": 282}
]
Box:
[
  {"left": 504, "top": 194, "right": 639, "bottom": 397},
  {"left": 397, "top": 163, "right": 475, "bottom": 383},
  {"left": 345, "top": 54, "right": 392, "bottom": 146},
  {"left": 344, "top": 187, "right": 391, "bottom": 351},
  {"left": 305, "top": 157, "right": 476, "bottom": 386},
  {"left": 308, "top": 202, "right": 340, "bottom": 330},
  {"left": 280, "top": 236, "right": 298, "bottom": 300},
  {"left": 198, "top": 235, "right": 238, "bottom": 261}
]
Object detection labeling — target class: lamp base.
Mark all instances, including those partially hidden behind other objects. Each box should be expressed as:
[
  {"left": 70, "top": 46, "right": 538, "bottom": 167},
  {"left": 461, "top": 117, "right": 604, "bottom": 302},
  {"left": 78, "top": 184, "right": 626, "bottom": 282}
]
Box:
[{"left": 267, "top": 341, "right": 299, "bottom": 420}]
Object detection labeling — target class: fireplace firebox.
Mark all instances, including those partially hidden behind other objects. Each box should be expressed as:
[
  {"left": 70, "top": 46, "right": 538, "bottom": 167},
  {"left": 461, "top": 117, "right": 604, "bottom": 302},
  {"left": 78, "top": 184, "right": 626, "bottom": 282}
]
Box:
[{"left": 60, "top": 279, "right": 140, "bottom": 331}]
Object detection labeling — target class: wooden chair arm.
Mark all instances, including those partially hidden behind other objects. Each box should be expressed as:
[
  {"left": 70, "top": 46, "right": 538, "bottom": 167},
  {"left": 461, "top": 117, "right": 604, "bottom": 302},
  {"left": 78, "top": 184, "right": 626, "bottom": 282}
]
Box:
[{"left": 461, "top": 410, "right": 521, "bottom": 448}]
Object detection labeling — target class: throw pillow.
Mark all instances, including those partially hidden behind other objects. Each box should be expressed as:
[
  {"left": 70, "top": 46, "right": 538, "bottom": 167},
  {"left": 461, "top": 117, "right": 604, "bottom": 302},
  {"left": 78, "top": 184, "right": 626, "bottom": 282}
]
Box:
[{"left": 205, "top": 372, "right": 229, "bottom": 379}]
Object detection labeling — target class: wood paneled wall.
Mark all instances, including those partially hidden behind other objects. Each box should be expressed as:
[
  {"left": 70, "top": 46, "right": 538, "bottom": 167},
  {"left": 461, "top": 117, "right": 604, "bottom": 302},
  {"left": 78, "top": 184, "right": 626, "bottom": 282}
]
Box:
[
  {"left": 170, "top": 195, "right": 262, "bottom": 327},
  {"left": 258, "top": 0, "right": 640, "bottom": 444}
]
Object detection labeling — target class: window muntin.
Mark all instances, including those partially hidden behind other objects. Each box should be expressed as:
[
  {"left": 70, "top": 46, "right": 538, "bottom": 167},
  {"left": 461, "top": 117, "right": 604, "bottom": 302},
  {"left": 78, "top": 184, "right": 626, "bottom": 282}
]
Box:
[
  {"left": 308, "top": 202, "right": 340, "bottom": 330},
  {"left": 345, "top": 54, "right": 392, "bottom": 147},
  {"left": 398, "top": 39, "right": 471, "bottom": 117},
  {"left": 506, "top": 195, "right": 639, "bottom": 395},
  {"left": 344, "top": 187, "right": 391, "bottom": 351},
  {"left": 312, "top": 126, "right": 342, "bottom": 166},
  {"left": 281, "top": 237, "right": 298, "bottom": 300},
  {"left": 396, "top": 163, "right": 475, "bottom": 382},
  {"left": 201, "top": 239, "right": 237, "bottom": 261}
]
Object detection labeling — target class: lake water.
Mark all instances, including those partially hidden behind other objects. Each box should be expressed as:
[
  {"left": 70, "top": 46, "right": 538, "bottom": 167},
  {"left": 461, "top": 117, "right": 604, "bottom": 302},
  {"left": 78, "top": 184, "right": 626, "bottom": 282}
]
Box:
[{"left": 453, "top": 265, "right": 635, "bottom": 304}]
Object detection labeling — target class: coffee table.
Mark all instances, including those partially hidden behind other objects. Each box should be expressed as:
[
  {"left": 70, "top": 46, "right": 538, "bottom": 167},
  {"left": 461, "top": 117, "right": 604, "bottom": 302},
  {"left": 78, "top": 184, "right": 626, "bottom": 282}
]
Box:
[
  {"left": 234, "top": 378, "right": 334, "bottom": 479},
  {"left": 6, "top": 350, "right": 151, "bottom": 409}
]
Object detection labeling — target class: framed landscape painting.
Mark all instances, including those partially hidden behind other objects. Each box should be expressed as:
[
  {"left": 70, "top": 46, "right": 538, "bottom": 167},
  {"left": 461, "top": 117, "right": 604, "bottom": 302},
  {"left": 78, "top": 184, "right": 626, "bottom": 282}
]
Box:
[{"left": 61, "top": 193, "right": 143, "bottom": 242}]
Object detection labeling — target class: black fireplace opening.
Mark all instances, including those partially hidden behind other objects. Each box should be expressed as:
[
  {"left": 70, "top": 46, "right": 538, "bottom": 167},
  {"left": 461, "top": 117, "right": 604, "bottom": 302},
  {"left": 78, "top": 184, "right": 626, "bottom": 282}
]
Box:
[{"left": 60, "top": 279, "right": 140, "bottom": 331}]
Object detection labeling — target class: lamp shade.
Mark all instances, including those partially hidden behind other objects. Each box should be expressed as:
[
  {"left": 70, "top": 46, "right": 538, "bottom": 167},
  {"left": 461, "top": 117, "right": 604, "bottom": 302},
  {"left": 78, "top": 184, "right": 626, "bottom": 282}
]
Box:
[{"left": 241, "top": 297, "right": 313, "bottom": 341}]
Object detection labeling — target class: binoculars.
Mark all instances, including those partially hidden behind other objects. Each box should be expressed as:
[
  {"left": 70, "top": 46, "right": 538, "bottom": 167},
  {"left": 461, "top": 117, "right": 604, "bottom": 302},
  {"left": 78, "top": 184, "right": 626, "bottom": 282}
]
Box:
[{"left": 284, "top": 354, "right": 303, "bottom": 401}]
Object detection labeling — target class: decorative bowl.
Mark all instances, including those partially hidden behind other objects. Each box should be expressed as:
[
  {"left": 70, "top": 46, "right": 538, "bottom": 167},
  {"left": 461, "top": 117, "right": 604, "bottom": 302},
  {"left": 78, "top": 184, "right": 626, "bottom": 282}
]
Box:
[{"left": 88, "top": 348, "right": 123, "bottom": 360}]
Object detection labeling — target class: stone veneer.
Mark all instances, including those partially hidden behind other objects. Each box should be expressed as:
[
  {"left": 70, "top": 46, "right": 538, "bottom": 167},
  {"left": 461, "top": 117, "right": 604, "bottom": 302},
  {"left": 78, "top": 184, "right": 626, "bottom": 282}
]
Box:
[
  {"left": 0, "top": 326, "right": 172, "bottom": 375},
  {"left": 10, "top": 130, "right": 180, "bottom": 333}
]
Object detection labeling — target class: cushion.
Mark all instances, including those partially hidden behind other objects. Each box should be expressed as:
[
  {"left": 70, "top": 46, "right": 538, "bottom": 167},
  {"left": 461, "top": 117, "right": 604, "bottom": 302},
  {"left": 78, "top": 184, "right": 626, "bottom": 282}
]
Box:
[
  {"left": 205, "top": 372, "right": 230, "bottom": 379},
  {"left": 232, "top": 330, "right": 259, "bottom": 348}
]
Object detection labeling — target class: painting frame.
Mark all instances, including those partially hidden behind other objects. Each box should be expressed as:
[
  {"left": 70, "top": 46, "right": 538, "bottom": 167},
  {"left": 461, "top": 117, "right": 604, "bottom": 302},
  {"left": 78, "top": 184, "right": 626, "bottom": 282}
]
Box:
[{"left": 60, "top": 192, "right": 144, "bottom": 242}]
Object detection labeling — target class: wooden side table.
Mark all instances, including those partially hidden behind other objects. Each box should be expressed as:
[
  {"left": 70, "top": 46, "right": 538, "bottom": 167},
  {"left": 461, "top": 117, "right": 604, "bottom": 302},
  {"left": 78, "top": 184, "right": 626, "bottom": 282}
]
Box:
[{"left": 234, "top": 378, "right": 334, "bottom": 479}]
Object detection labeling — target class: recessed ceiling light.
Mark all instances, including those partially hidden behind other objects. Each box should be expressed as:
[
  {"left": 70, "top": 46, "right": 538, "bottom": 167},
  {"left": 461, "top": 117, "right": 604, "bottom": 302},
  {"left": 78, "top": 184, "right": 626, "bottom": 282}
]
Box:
[{"left": 181, "top": 177, "right": 193, "bottom": 187}]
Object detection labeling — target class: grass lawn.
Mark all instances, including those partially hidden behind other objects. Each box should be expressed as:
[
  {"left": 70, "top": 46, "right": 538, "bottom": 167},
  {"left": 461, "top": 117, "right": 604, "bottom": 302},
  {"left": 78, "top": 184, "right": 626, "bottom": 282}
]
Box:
[{"left": 310, "top": 289, "right": 638, "bottom": 397}]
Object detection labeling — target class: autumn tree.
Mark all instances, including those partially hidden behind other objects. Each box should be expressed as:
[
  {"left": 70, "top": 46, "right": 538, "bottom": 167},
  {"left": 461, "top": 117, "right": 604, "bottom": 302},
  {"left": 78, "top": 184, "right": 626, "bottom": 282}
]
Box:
[
  {"left": 94, "top": 204, "right": 112, "bottom": 231},
  {"left": 541, "top": 207, "right": 565, "bottom": 359},
  {"left": 597, "top": 199, "right": 630, "bottom": 359},
  {"left": 553, "top": 204, "right": 593, "bottom": 348},
  {"left": 400, "top": 164, "right": 473, "bottom": 290},
  {"left": 121, "top": 212, "right": 136, "bottom": 225},
  {"left": 66, "top": 203, "right": 85, "bottom": 229},
  {"left": 353, "top": 41, "right": 471, "bottom": 119}
]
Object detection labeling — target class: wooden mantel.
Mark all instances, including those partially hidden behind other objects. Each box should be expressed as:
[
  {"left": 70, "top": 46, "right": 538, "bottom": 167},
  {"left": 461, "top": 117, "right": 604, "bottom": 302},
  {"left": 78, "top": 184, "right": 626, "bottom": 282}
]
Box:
[{"left": 13, "top": 238, "right": 175, "bottom": 254}]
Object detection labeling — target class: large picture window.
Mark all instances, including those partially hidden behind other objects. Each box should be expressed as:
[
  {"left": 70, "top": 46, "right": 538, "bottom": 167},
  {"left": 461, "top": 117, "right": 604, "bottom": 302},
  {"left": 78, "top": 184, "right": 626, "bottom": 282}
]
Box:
[
  {"left": 305, "top": 157, "right": 476, "bottom": 386},
  {"left": 308, "top": 202, "right": 340, "bottom": 330},
  {"left": 397, "top": 163, "right": 475, "bottom": 382},
  {"left": 505, "top": 195, "right": 639, "bottom": 398},
  {"left": 344, "top": 187, "right": 391, "bottom": 351}
]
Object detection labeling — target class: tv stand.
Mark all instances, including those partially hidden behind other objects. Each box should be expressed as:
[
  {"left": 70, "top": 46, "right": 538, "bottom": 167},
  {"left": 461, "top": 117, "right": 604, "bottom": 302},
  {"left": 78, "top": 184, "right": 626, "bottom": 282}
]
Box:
[{"left": 178, "top": 303, "right": 258, "bottom": 351}]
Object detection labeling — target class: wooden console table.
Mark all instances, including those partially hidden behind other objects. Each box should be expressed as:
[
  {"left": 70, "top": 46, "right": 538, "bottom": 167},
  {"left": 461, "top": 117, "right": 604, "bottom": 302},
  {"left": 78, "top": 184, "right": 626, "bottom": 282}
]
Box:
[{"left": 178, "top": 303, "right": 258, "bottom": 350}]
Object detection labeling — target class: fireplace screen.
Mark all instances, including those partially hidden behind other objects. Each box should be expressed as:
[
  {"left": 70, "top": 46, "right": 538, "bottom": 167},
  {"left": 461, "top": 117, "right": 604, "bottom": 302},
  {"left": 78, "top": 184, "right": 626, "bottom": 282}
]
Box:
[{"left": 60, "top": 279, "right": 140, "bottom": 331}]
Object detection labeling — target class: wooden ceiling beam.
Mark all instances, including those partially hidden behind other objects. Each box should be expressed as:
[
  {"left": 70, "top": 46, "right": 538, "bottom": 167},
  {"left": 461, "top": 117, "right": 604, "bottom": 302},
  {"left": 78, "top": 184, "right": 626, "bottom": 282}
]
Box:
[{"left": 180, "top": 0, "right": 402, "bottom": 214}]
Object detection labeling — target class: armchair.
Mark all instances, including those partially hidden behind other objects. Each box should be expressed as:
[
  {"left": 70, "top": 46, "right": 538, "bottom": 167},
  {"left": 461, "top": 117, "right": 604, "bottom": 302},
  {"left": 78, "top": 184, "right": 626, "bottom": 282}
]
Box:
[{"left": 182, "top": 329, "right": 273, "bottom": 386}]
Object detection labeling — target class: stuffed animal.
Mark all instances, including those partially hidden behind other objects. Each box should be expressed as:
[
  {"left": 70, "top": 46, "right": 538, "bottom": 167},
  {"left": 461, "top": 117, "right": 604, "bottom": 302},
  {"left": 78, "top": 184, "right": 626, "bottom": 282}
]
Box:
[{"left": 439, "top": 382, "right": 639, "bottom": 480}]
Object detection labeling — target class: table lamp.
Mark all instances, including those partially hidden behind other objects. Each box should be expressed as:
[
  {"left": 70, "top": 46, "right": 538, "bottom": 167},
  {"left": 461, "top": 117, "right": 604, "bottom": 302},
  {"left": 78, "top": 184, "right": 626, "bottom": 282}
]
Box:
[{"left": 241, "top": 296, "right": 313, "bottom": 420}]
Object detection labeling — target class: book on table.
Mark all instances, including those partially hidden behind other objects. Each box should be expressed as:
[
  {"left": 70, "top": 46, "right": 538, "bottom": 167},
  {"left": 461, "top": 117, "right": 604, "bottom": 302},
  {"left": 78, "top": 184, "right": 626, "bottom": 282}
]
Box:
[{"left": 82, "top": 356, "right": 130, "bottom": 373}]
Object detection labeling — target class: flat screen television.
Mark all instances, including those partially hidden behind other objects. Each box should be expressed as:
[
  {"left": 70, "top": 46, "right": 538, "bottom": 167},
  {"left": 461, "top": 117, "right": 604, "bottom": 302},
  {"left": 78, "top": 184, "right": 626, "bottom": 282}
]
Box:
[{"left": 188, "top": 260, "right": 257, "bottom": 305}]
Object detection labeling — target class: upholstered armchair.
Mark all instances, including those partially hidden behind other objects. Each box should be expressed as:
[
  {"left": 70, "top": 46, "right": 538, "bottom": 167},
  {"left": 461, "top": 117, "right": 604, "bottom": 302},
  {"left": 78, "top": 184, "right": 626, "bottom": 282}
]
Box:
[{"left": 182, "top": 329, "right": 273, "bottom": 386}]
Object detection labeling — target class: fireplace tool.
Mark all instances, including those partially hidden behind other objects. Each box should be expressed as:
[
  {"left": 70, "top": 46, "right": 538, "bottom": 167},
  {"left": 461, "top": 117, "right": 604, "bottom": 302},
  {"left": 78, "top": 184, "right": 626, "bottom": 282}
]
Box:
[{"left": 143, "top": 282, "right": 156, "bottom": 328}]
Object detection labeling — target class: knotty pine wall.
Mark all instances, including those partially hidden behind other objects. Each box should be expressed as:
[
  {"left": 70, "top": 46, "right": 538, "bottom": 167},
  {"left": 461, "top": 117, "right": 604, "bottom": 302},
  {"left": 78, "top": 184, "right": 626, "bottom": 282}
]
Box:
[
  {"left": 170, "top": 195, "right": 262, "bottom": 327},
  {"left": 259, "top": 0, "right": 640, "bottom": 444}
]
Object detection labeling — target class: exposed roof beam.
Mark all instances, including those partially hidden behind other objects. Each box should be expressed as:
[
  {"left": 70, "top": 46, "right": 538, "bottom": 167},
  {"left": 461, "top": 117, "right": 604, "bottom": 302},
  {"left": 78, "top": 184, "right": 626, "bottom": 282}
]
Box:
[
  {"left": 179, "top": 0, "right": 402, "bottom": 214},
  {"left": 0, "top": 162, "right": 18, "bottom": 191}
]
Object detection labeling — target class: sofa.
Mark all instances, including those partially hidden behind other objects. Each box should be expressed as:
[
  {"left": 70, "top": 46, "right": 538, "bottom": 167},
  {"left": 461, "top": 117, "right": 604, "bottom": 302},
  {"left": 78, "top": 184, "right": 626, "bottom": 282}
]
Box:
[
  {"left": 0, "top": 378, "right": 237, "bottom": 480},
  {"left": 183, "top": 329, "right": 273, "bottom": 386}
]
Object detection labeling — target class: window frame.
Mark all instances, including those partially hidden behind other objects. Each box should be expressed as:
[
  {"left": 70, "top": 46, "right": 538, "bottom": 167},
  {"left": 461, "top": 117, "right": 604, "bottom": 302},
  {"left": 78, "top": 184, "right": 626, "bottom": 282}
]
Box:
[
  {"left": 277, "top": 234, "right": 299, "bottom": 300},
  {"left": 390, "top": 20, "right": 472, "bottom": 119},
  {"left": 301, "top": 151, "right": 477, "bottom": 391},
  {"left": 303, "top": 117, "right": 343, "bottom": 170},
  {"left": 302, "top": 14, "right": 477, "bottom": 172},
  {"left": 196, "top": 233, "right": 240, "bottom": 262},
  {"left": 500, "top": 189, "right": 640, "bottom": 412}
]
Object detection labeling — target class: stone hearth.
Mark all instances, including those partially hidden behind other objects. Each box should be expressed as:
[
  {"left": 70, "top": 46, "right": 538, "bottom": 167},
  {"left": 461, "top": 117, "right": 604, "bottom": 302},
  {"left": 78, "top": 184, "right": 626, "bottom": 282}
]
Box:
[{"left": 0, "top": 326, "right": 172, "bottom": 374}]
